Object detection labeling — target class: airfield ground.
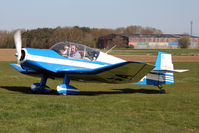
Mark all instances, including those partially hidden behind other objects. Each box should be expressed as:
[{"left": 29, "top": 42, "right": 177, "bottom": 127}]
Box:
[{"left": 0, "top": 49, "right": 199, "bottom": 132}]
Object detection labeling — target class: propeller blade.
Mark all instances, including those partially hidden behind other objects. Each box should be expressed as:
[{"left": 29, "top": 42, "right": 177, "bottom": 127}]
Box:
[{"left": 14, "top": 30, "right": 22, "bottom": 64}]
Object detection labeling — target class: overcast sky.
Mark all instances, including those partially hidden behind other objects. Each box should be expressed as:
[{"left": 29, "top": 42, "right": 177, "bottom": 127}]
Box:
[{"left": 0, "top": 0, "right": 199, "bottom": 35}]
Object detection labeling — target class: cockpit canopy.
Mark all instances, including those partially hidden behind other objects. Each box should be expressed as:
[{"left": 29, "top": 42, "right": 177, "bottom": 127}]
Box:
[{"left": 50, "top": 42, "right": 100, "bottom": 61}]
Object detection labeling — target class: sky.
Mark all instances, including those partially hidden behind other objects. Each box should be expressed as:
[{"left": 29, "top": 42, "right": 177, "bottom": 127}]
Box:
[{"left": 0, "top": 0, "right": 199, "bottom": 36}]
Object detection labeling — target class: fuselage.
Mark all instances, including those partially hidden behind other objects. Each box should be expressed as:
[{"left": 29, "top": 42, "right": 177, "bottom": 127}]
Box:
[{"left": 17, "top": 44, "right": 126, "bottom": 82}]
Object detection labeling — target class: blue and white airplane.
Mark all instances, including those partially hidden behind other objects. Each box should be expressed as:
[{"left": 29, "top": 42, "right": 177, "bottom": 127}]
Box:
[{"left": 10, "top": 31, "right": 188, "bottom": 95}]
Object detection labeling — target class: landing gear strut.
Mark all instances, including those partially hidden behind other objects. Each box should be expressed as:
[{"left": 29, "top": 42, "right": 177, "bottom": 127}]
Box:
[
  {"left": 31, "top": 74, "right": 52, "bottom": 93},
  {"left": 56, "top": 74, "right": 79, "bottom": 95},
  {"left": 157, "top": 85, "right": 166, "bottom": 94}
]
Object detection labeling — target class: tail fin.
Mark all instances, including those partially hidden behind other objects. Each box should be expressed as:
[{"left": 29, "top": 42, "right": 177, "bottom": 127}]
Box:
[
  {"left": 150, "top": 52, "right": 188, "bottom": 85},
  {"left": 154, "top": 52, "right": 173, "bottom": 71},
  {"left": 153, "top": 52, "right": 188, "bottom": 73}
]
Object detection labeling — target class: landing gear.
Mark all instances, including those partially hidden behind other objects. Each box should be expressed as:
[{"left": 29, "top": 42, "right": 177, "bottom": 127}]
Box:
[
  {"left": 157, "top": 85, "right": 166, "bottom": 94},
  {"left": 56, "top": 74, "right": 79, "bottom": 95},
  {"left": 31, "top": 74, "right": 52, "bottom": 93}
]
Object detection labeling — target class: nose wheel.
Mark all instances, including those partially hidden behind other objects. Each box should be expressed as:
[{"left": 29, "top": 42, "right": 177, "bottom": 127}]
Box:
[
  {"left": 31, "top": 83, "right": 52, "bottom": 93},
  {"left": 31, "top": 74, "right": 52, "bottom": 93}
]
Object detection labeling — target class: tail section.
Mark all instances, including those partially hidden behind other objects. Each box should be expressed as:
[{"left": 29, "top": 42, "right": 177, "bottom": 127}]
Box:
[{"left": 130, "top": 52, "right": 188, "bottom": 86}]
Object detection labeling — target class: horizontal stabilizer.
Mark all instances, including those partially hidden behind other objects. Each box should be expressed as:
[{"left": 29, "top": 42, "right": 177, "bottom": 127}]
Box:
[{"left": 153, "top": 69, "right": 189, "bottom": 73}]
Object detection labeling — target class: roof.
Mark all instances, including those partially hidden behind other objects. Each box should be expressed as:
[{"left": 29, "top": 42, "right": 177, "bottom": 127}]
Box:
[
  {"left": 98, "top": 34, "right": 129, "bottom": 40},
  {"left": 127, "top": 34, "right": 199, "bottom": 38}
]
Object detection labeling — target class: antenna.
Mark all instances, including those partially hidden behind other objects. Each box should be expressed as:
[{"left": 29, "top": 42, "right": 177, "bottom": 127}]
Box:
[
  {"left": 106, "top": 45, "right": 117, "bottom": 54},
  {"left": 190, "top": 21, "right": 193, "bottom": 36}
]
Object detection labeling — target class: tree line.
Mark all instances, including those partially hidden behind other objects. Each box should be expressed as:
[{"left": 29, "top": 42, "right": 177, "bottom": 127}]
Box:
[{"left": 0, "top": 25, "right": 162, "bottom": 49}]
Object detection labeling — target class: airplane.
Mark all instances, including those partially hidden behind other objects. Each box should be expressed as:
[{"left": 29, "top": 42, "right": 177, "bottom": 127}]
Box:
[{"left": 10, "top": 31, "right": 188, "bottom": 95}]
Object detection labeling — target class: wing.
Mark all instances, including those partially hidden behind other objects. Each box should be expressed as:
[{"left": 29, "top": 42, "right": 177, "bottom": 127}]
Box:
[
  {"left": 57, "top": 61, "right": 155, "bottom": 83},
  {"left": 10, "top": 64, "right": 37, "bottom": 74},
  {"left": 11, "top": 61, "right": 155, "bottom": 84}
]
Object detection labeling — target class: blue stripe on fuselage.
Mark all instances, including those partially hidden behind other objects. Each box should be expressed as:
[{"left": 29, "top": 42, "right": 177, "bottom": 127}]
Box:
[
  {"left": 22, "top": 60, "right": 88, "bottom": 73},
  {"left": 129, "top": 73, "right": 174, "bottom": 85},
  {"left": 129, "top": 78, "right": 174, "bottom": 85}
]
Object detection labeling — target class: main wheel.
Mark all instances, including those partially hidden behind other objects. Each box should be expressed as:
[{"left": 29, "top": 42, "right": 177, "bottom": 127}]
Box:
[
  {"left": 160, "top": 89, "right": 166, "bottom": 94},
  {"left": 31, "top": 83, "right": 52, "bottom": 93},
  {"left": 57, "top": 84, "right": 79, "bottom": 95}
]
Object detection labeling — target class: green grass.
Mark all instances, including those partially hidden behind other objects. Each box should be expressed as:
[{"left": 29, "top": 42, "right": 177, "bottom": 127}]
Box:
[
  {"left": 0, "top": 61, "right": 199, "bottom": 133},
  {"left": 101, "top": 48, "right": 199, "bottom": 56}
]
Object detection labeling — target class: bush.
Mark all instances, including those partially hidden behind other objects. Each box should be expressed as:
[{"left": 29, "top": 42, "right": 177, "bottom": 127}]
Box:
[
  {"left": 178, "top": 36, "right": 190, "bottom": 48},
  {"left": 128, "top": 45, "right": 134, "bottom": 49}
]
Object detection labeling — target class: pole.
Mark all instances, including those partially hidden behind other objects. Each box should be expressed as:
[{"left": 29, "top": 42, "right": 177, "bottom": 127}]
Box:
[{"left": 190, "top": 21, "right": 193, "bottom": 36}]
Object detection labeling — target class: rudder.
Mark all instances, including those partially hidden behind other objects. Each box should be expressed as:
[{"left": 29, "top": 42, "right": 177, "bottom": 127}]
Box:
[{"left": 154, "top": 52, "right": 174, "bottom": 71}]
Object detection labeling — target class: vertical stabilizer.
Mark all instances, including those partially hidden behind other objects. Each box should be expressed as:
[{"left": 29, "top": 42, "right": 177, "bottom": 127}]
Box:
[{"left": 154, "top": 52, "right": 174, "bottom": 71}]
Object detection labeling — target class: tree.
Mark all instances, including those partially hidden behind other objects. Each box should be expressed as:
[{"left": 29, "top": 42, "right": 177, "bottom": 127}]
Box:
[
  {"left": 118, "top": 25, "right": 162, "bottom": 35},
  {"left": 141, "top": 27, "right": 162, "bottom": 34},
  {"left": 0, "top": 25, "right": 163, "bottom": 49},
  {"left": 111, "top": 36, "right": 127, "bottom": 48},
  {"left": 0, "top": 31, "right": 14, "bottom": 48},
  {"left": 105, "top": 35, "right": 128, "bottom": 48},
  {"left": 178, "top": 36, "right": 190, "bottom": 48},
  {"left": 123, "top": 26, "right": 142, "bottom": 35}
]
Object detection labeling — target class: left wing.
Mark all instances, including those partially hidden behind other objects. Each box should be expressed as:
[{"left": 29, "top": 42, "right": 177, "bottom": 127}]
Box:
[
  {"left": 57, "top": 61, "right": 155, "bottom": 83},
  {"left": 10, "top": 61, "right": 155, "bottom": 84}
]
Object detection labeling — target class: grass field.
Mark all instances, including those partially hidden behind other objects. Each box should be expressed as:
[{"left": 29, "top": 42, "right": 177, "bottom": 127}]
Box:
[
  {"left": 0, "top": 61, "right": 199, "bottom": 133},
  {"left": 103, "top": 48, "right": 199, "bottom": 56}
]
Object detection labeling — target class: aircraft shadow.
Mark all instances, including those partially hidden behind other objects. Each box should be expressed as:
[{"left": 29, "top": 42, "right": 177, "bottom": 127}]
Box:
[
  {"left": 0, "top": 86, "right": 161, "bottom": 96},
  {"left": 0, "top": 86, "right": 58, "bottom": 95},
  {"left": 79, "top": 88, "right": 161, "bottom": 96}
]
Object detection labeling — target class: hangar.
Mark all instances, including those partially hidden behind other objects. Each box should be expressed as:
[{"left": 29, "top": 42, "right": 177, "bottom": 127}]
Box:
[
  {"left": 97, "top": 34, "right": 129, "bottom": 49},
  {"left": 129, "top": 34, "right": 199, "bottom": 49},
  {"left": 97, "top": 34, "right": 199, "bottom": 49}
]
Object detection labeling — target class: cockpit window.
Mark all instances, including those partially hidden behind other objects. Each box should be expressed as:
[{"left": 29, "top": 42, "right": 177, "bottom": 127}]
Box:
[{"left": 50, "top": 42, "right": 100, "bottom": 61}]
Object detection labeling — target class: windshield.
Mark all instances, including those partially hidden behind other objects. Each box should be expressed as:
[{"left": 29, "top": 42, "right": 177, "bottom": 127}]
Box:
[{"left": 50, "top": 42, "right": 100, "bottom": 61}]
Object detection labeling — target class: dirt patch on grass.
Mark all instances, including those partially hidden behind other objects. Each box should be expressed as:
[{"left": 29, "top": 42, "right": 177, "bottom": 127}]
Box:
[
  {"left": 0, "top": 49, "right": 16, "bottom": 61},
  {"left": 113, "top": 55, "right": 199, "bottom": 62},
  {"left": 0, "top": 49, "right": 198, "bottom": 62}
]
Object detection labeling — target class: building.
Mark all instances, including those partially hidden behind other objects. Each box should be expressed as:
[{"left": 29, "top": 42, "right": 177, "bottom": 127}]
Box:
[
  {"left": 97, "top": 34, "right": 129, "bottom": 49},
  {"left": 97, "top": 34, "right": 199, "bottom": 49},
  {"left": 128, "top": 34, "right": 199, "bottom": 49}
]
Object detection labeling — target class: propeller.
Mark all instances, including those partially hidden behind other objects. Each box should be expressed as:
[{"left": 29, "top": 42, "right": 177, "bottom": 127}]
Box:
[{"left": 14, "top": 30, "right": 22, "bottom": 64}]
